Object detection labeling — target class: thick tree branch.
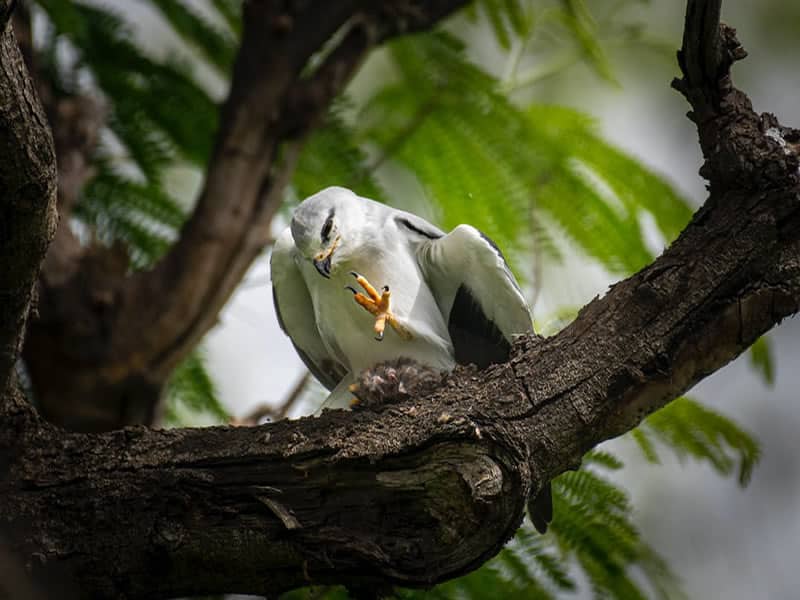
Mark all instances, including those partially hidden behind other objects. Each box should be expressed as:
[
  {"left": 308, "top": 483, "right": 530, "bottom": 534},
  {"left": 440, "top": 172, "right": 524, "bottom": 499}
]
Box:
[
  {"left": 0, "top": 17, "right": 57, "bottom": 394},
  {"left": 2, "top": 1, "right": 799, "bottom": 597}
]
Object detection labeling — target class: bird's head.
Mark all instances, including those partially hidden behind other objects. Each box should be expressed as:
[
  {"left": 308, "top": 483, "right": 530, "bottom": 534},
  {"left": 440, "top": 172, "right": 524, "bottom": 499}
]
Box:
[{"left": 290, "top": 187, "right": 362, "bottom": 278}]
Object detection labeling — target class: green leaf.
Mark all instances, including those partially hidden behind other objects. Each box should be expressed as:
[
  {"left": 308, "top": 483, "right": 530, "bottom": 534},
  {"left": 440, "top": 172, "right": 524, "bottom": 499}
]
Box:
[
  {"left": 525, "top": 104, "right": 692, "bottom": 273},
  {"left": 550, "top": 466, "right": 669, "bottom": 599},
  {"left": 146, "top": 0, "right": 237, "bottom": 73},
  {"left": 75, "top": 165, "right": 186, "bottom": 268},
  {"left": 514, "top": 526, "right": 576, "bottom": 591},
  {"left": 209, "top": 0, "right": 242, "bottom": 35},
  {"left": 584, "top": 449, "right": 625, "bottom": 470},
  {"left": 748, "top": 335, "right": 775, "bottom": 386},
  {"left": 470, "top": 0, "right": 530, "bottom": 50},
  {"left": 631, "top": 428, "right": 661, "bottom": 464},
  {"left": 106, "top": 107, "right": 174, "bottom": 184},
  {"left": 164, "top": 350, "right": 228, "bottom": 426},
  {"left": 555, "top": 0, "right": 618, "bottom": 84},
  {"left": 294, "top": 100, "right": 387, "bottom": 203},
  {"left": 531, "top": 105, "right": 693, "bottom": 243},
  {"left": 280, "top": 586, "right": 350, "bottom": 600},
  {"left": 37, "top": 0, "right": 219, "bottom": 167},
  {"left": 638, "top": 397, "right": 761, "bottom": 486}
]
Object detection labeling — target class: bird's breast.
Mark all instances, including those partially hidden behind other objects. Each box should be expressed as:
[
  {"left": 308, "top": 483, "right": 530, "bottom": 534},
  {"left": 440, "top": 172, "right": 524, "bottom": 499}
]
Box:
[{"left": 306, "top": 257, "right": 453, "bottom": 374}]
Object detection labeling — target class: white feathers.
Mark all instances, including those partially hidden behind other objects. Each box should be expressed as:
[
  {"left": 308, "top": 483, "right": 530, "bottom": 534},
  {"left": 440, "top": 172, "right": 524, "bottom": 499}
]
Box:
[{"left": 270, "top": 187, "right": 533, "bottom": 409}]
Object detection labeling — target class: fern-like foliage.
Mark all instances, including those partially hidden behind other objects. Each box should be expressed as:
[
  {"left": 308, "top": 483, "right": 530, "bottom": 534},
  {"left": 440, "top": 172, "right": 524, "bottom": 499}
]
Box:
[
  {"left": 748, "top": 335, "right": 775, "bottom": 386},
  {"left": 634, "top": 397, "right": 760, "bottom": 486},
  {"left": 293, "top": 100, "right": 387, "bottom": 205},
  {"left": 34, "top": 0, "right": 221, "bottom": 271},
  {"left": 360, "top": 31, "right": 692, "bottom": 281},
  {"left": 147, "top": 0, "right": 237, "bottom": 74},
  {"left": 467, "top": 0, "right": 530, "bottom": 50},
  {"left": 164, "top": 349, "right": 229, "bottom": 427},
  {"left": 34, "top": 0, "right": 232, "bottom": 421}
]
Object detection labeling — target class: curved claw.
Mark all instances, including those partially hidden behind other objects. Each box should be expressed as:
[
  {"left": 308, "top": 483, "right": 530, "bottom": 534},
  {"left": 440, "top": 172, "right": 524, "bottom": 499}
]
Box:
[
  {"left": 349, "top": 271, "right": 361, "bottom": 279},
  {"left": 345, "top": 286, "right": 358, "bottom": 294},
  {"left": 374, "top": 331, "right": 384, "bottom": 342}
]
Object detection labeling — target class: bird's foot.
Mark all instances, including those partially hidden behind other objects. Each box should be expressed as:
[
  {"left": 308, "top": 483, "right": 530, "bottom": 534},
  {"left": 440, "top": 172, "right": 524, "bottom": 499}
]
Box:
[{"left": 346, "top": 272, "right": 412, "bottom": 341}]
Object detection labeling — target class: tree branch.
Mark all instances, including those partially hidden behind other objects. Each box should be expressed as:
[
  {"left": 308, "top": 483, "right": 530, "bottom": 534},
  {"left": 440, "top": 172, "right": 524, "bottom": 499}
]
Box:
[
  {"left": 1, "top": 0, "right": 16, "bottom": 31},
  {"left": 0, "top": 19, "right": 57, "bottom": 395},
  {"left": 2, "top": 1, "right": 799, "bottom": 598}
]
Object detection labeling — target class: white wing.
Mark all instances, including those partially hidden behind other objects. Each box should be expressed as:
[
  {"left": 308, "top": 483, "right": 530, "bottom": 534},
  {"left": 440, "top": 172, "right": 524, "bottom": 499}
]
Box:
[
  {"left": 270, "top": 227, "right": 347, "bottom": 391},
  {"left": 416, "top": 223, "right": 533, "bottom": 369},
  {"left": 414, "top": 221, "right": 550, "bottom": 532}
]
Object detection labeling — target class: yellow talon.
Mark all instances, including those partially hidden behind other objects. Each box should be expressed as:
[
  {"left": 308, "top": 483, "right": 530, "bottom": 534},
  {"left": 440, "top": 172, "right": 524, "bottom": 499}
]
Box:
[{"left": 347, "top": 272, "right": 412, "bottom": 341}]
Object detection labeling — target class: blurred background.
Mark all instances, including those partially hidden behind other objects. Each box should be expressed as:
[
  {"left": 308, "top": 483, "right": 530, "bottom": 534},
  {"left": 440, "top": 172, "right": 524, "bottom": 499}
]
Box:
[{"left": 18, "top": 1, "right": 800, "bottom": 598}]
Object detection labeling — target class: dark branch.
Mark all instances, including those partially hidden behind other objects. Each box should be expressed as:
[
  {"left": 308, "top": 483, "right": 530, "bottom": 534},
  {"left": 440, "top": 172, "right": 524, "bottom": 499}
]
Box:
[
  {"left": 1, "top": 0, "right": 17, "bottom": 31},
  {"left": 0, "top": 22, "right": 57, "bottom": 395}
]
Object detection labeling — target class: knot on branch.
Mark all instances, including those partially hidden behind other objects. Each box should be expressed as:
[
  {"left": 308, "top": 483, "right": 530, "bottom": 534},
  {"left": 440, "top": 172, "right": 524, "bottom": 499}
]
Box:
[{"left": 718, "top": 23, "right": 748, "bottom": 71}]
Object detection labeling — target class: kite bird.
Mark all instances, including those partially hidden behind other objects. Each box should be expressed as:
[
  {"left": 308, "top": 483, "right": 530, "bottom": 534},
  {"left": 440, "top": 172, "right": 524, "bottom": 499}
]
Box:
[{"left": 270, "top": 186, "right": 552, "bottom": 532}]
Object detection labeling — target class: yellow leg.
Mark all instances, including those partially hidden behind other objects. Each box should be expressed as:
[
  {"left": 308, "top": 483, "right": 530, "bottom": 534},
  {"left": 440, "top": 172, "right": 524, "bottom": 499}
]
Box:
[{"left": 346, "top": 272, "right": 412, "bottom": 341}]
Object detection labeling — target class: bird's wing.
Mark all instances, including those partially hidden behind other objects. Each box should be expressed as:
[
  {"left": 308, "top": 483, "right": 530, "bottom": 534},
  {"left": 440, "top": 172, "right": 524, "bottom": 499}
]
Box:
[
  {"left": 416, "top": 223, "right": 533, "bottom": 369},
  {"left": 270, "top": 227, "right": 347, "bottom": 391},
  {"left": 413, "top": 219, "right": 551, "bottom": 532}
]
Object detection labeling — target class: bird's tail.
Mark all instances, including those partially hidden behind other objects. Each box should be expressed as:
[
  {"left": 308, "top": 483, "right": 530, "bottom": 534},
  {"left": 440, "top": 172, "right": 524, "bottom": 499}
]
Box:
[{"left": 528, "top": 482, "right": 554, "bottom": 534}]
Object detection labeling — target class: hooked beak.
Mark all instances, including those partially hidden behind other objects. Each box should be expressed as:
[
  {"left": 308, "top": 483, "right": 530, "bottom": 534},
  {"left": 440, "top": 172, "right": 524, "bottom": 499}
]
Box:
[
  {"left": 313, "top": 236, "right": 338, "bottom": 279},
  {"left": 313, "top": 254, "right": 332, "bottom": 278}
]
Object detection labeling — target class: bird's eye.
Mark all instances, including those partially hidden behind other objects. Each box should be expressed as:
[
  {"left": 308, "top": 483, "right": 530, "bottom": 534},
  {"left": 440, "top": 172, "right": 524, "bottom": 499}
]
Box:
[{"left": 321, "top": 213, "right": 334, "bottom": 243}]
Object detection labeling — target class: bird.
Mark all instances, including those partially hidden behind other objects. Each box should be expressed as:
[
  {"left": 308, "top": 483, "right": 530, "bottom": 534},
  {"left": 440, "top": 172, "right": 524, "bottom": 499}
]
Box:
[{"left": 270, "top": 186, "right": 552, "bottom": 533}]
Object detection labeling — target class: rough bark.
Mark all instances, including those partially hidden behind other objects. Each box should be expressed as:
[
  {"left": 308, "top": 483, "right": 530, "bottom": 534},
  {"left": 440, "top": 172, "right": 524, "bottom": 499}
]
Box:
[
  {"left": 1, "top": 0, "right": 799, "bottom": 598},
  {"left": 0, "top": 8, "right": 58, "bottom": 396},
  {"left": 21, "top": 0, "right": 469, "bottom": 432}
]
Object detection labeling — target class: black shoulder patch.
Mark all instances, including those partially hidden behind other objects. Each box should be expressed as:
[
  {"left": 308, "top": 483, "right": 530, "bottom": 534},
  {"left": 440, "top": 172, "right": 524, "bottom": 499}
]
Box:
[
  {"left": 448, "top": 284, "right": 510, "bottom": 369},
  {"left": 475, "top": 228, "right": 524, "bottom": 295},
  {"left": 396, "top": 217, "right": 443, "bottom": 240},
  {"left": 477, "top": 229, "right": 505, "bottom": 261}
]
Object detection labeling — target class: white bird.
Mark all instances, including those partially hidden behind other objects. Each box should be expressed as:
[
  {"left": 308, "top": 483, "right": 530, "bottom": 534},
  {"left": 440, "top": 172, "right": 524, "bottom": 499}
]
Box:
[{"left": 270, "top": 186, "right": 552, "bottom": 532}]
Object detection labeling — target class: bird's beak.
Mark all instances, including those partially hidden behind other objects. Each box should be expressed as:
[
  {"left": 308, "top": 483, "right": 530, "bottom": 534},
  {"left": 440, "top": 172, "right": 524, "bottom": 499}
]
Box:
[
  {"left": 313, "top": 254, "right": 332, "bottom": 278},
  {"left": 313, "top": 236, "right": 339, "bottom": 279}
]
